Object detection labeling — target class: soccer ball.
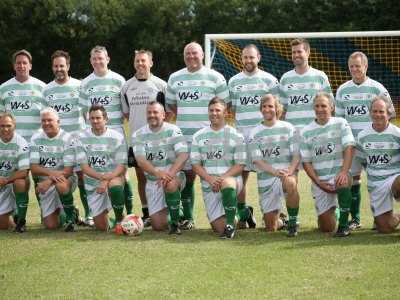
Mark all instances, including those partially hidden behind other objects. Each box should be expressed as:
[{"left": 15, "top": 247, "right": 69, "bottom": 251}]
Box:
[{"left": 121, "top": 214, "right": 144, "bottom": 236}]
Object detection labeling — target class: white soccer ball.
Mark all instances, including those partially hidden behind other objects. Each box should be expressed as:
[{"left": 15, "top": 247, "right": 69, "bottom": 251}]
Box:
[{"left": 121, "top": 214, "right": 144, "bottom": 236}]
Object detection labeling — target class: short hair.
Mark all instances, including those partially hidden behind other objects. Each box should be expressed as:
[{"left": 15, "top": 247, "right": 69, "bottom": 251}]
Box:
[
  {"left": 313, "top": 91, "right": 335, "bottom": 107},
  {"left": 242, "top": 44, "right": 260, "bottom": 55},
  {"left": 290, "top": 38, "right": 310, "bottom": 52},
  {"left": 208, "top": 97, "right": 227, "bottom": 109},
  {"left": 0, "top": 112, "right": 16, "bottom": 124},
  {"left": 40, "top": 107, "right": 59, "bottom": 121},
  {"left": 12, "top": 49, "right": 32, "bottom": 64},
  {"left": 90, "top": 45, "right": 108, "bottom": 57},
  {"left": 183, "top": 42, "right": 203, "bottom": 54},
  {"left": 89, "top": 105, "right": 108, "bottom": 119},
  {"left": 370, "top": 95, "right": 395, "bottom": 118},
  {"left": 348, "top": 51, "right": 368, "bottom": 66},
  {"left": 134, "top": 49, "right": 153, "bottom": 61},
  {"left": 51, "top": 50, "right": 70, "bottom": 65},
  {"left": 147, "top": 101, "right": 165, "bottom": 112},
  {"left": 260, "top": 94, "right": 283, "bottom": 119}
]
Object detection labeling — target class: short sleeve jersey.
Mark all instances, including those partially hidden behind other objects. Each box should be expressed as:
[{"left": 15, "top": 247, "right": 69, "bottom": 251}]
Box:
[
  {"left": 30, "top": 129, "right": 75, "bottom": 182},
  {"left": 0, "top": 133, "right": 29, "bottom": 178},
  {"left": 132, "top": 122, "right": 188, "bottom": 181},
  {"left": 300, "top": 117, "right": 355, "bottom": 181},
  {"left": 335, "top": 77, "right": 394, "bottom": 138},
  {"left": 279, "top": 67, "right": 332, "bottom": 130},
  {"left": 357, "top": 123, "right": 400, "bottom": 193},
  {"left": 249, "top": 120, "right": 298, "bottom": 194},
  {"left": 121, "top": 74, "right": 167, "bottom": 135},
  {"left": 190, "top": 125, "right": 246, "bottom": 192},
  {"left": 79, "top": 70, "right": 125, "bottom": 129},
  {"left": 166, "top": 66, "right": 229, "bottom": 140},
  {"left": 43, "top": 78, "right": 85, "bottom": 134},
  {"left": 228, "top": 69, "right": 279, "bottom": 129},
  {"left": 76, "top": 128, "right": 127, "bottom": 193},
  {"left": 0, "top": 77, "right": 46, "bottom": 141}
]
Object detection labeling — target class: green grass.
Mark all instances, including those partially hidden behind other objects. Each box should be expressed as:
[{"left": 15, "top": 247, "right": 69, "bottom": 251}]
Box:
[{"left": 1, "top": 171, "right": 399, "bottom": 299}]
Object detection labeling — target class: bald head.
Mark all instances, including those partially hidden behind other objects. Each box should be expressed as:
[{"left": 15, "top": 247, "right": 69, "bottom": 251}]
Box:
[{"left": 184, "top": 42, "right": 204, "bottom": 72}]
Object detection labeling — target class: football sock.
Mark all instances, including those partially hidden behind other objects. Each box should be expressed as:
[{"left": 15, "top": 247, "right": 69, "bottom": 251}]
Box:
[
  {"left": 335, "top": 207, "right": 340, "bottom": 221},
  {"left": 221, "top": 187, "right": 237, "bottom": 227},
  {"left": 337, "top": 187, "right": 352, "bottom": 229},
  {"left": 165, "top": 190, "right": 180, "bottom": 225},
  {"left": 109, "top": 185, "right": 125, "bottom": 222},
  {"left": 181, "top": 181, "right": 194, "bottom": 221},
  {"left": 15, "top": 192, "right": 29, "bottom": 223},
  {"left": 287, "top": 206, "right": 299, "bottom": 228},
  {"left": 59, "top": 192, "right": 74, "bottom": 224},
  {"left": 58, "top": 211, "right": 66, "bottom": 227},
  {"left": 237, "top": 202, "right": 250, "bottom": 222},
  {"left": 350, "top": 184, "right": 361, "bottom": 223},
  {"left": 142, "top": 205, "right": 149, "bottom": 219},
  {"left": 124, "top": 181, "right": 134, "bottom": 215},
  {"left": 78, "top": 184, "right": 90, "bottom": 218}
]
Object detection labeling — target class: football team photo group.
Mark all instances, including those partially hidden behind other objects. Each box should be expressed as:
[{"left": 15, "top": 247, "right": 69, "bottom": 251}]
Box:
[{"left": 1, "top": 38, "right": 400, "bottom": 239}]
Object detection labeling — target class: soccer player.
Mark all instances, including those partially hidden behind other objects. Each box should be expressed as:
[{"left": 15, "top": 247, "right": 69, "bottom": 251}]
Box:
[
  {"left": 121, "top": 50, "right": 167, "bottom": 226},
  {"left": 301, "top": 92, "right": 355, "bottom": 237},
  {"left": 0, "top": 113, "right": 29, "bottom": 232},
  {"left": 228, "top": 44, "right": 279, "bottom": 229},
  {"left": 43, "top": 50, "right": 90, "bottom": 226},
  {"left": 30, "top": 108, "right": 77, "bottom": 231},
  {"left": 166, "top": 42, "right": 229, "bottom": 230},
  {"left": 191, "top": 97, "right": 246, "bottom": 238},
  {"left": 76, "top": 105, "right": 127, "bottom": 232},
  {"left": 280, "top": 39, "right": 332, "bottom": 132},
  {"left": 79, "top": 45, "right": 133, "bottom": 217},
  {"left": 0, "top": 49, "right": 46, "bottom": 142},
  {"left": 336, "top": 51, "right": 395, "bottom": 230},
  {"left": 132, "top": 101, "right": 188, "bottom": 234},
  {"left": 356, "top": 96, "right": 400, "bottom": 233},
  {"left": 249, "top": 94, "right": 300, "bottom": 236}
]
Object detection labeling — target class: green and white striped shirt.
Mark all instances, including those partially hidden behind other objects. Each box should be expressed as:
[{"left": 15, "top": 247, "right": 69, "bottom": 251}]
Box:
[
  {"left": 249, "top": 120, "right": 298, "bottom": 195},
  {"left": 132, "top": 122, "right": 188, "bottom": 181},
  {"left": 0, "top": 77, "right": 46, "bottom": 141},
  {"left": 79, "top": 70, "right": 125, "bottom": 129},
  {"left": 280, "top": 67, "right": 332, "bottom": 130},
  {"left": 76, "top": 128, "right": 127, "bottom": 193},
  {"left": 357, "top": 123, "right": 400, "bottom": 193},
  {"left": 166, "top": 66, "right": 229, "bottom": 140},
  {"left": 0, "top": 133, "right": 29, "bottom": 178},
  {"left": 43, "top": 78, "right": 85, "bottom": 134},
  {"left": 30, "top": 129, "right": 75, "bottom": 182},
  {"left": 191, "top": 125, "right": 246, "bottom": 192},
  {"left": 300, "top": 117, "right": 355, "bottom": 181},
  {"left": 229, "top": 70, "right": 279, "bottom": 129}
]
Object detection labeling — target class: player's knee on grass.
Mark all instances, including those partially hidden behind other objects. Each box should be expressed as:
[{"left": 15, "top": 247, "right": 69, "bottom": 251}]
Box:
[
  {"left": 94, "top": 211, "right": 109, "bottom": 231},
  {"left": 43, "top": 210, "right": 60, "bottom": 230},
  {"left": 14, "top": 178, "right": 29, "bottom": 193},
  {"left": 375, "top": 211, "right": 399, "bottom": 233},
  {"left": 221, "top": 177, "right": 236, "bottom": 190},
  {"left": 264, "top": 211, "right": 280, "bottom": 232},
  {"left": 151, "top": 209, "right": 168, "bottom": 231},
  {"left": 0, "top": 213, "right": 13, "bottom": 229},
  {"left": 318, "top": 207, "right": 336, "bottom": 232},
  {"left": 211, "top": 216, "right": 226, "bottom": 235}
]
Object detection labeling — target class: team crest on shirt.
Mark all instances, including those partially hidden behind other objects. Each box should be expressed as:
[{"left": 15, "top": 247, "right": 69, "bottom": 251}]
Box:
[
  {"left": 7, "top": 91, "right": 15, "bottom": 96},
  {"left": 0, "top": 161, "right": 13, "bottom": 170}
]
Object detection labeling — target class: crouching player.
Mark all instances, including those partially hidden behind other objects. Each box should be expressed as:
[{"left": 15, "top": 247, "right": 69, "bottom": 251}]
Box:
[
  {"left": 301, "top": 92, "right": 355, "bottom": 237},
  {"left": 357, "top": 96, "right": 400, "bottom": 233},
  {"left": 30, "top": 108, "right": 77, "bottom": 231},
  {"left": 76, "top": 105, "right": 128, "bottom": 232},
  {"left": 191, "top": 97, "right": 246, "bottom": 238},
  {"left": 249, "top": 94, "right": 300, "bottom": 236},
  {"left": 0, "top": 113, "right": 30, "bottom": 232},
  {"left": 132, "top": 101, "right": 188, "bottom": 234}
]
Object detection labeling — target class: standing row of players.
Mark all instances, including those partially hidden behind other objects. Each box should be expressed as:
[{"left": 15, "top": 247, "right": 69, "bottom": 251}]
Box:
[{"left": 0, "top": 39, "right": 398, "bottom": 237}]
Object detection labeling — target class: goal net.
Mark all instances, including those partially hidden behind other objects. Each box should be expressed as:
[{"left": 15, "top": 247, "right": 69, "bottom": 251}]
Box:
[{"left": 205, "top": 31, "right": 400, "bottom": 118}]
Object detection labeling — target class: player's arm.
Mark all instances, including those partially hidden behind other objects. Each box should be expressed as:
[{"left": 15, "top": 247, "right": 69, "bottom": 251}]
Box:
[
  {"left": 192, "top": 163, "right": 218, "bottom": 186},
  {"left": 168, "top": 152, "right": 189, "bottom": 175},
  {"left": 253, "top": 159, "right": 280, "bottom": 176},
  {"left": 221, "top": 163, "right": 244, "bottom": 178},
  {"left": 135, "top": 156, "right": 174, "bottom": 183},
  {"left": 303, "top": 162, "right": 333, "bottom": 193},
  {"left": 30, "top": 164, "right": 65, "bottom": 178},
  {"left": 0, "top": 169, "right": 29, "bottom": 187},
  {"left": 335, "top": 145, "right": 354, "bottom": 187}
]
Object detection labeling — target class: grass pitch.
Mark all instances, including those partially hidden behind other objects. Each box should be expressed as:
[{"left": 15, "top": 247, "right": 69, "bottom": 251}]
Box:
[{"left": 0, "top": 171, "right": 399, "bottom": 299}]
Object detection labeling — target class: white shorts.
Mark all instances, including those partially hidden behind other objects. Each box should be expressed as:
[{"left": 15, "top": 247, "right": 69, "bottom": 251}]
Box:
[
  {"left": 238, "top": 127, "right": 255, "bottom": 172},
  {"left": 259, "top": 177, "right": 285, "bottom": 214},
  {"left": 87, "top": 191, "right": 112, "bottom": 218},
  {"left": 350, "top": 152, "right": 363, "bottom": 179},
  {"left": 202, "top": 176, "right": 243, "bottom": 223},
  {"left": 369, "top": 174, "right": 398, "bottom": 217},
  {"left": 311, "top": 178, "right": 338, "bottom": 216},
  {"left": 146, "top": 172, "right": 186, "bottom": 216},
  {"left": 0, "top": 184, "right": 16, "bottom": 215}
]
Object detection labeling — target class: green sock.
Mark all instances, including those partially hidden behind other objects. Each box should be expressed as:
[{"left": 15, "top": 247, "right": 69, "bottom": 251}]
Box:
[
  {"left": 124, "top": 181, "right": 134, "bottom": 214},
  {"left": 58, "top": 211, "right": 66, "bottom": 227},
  {"left": 181, "top": 181, "right": 194, "bottom": 221},
  {"left": 237, "top": 202, "right": 250, "bottom": 222},
  {"left": 109, "top": 185, "right": 125, "bottom": 222},
  {"left": 60, "top": 192, "right": 74, "bottom": 223},
  {"left": 221, "top": 187, "right": 237, "bottom": 227},
  {"left": 287, "top": 207, "right": 299, "bottom": 227},
  {"left": 165, "top": 190, "right": 181, "bottom": 225},
  {"left": 335, "top": 207, "right": 340, "bottom": 221},
  {"left": 108, "top": 217, "right": 116, "bottom": 229},
  {"left": 350, "top": 184, "right": 361, "bottom": 223},
  {"left": 337, "top": 187, "right": 352, "bottom": 229},
  {"left": 78, "top": 185, "right": 90, "bottom": 218},
  {"left": 15, "top": 192, "right": 29, "bottom": 223}
]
